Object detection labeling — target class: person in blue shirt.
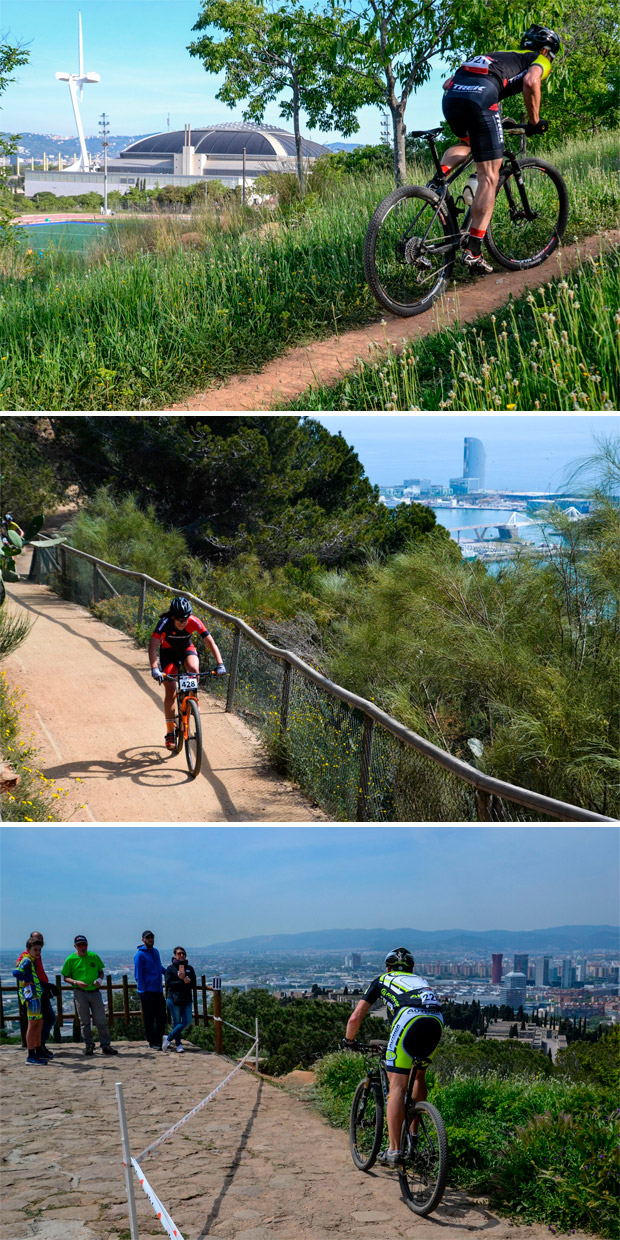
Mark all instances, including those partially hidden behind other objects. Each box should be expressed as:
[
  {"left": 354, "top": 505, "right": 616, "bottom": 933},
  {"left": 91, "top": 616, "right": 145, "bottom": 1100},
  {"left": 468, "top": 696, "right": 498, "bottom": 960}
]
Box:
[{"left": 134, "top": 930, "right": 167, "bottom": 1050}]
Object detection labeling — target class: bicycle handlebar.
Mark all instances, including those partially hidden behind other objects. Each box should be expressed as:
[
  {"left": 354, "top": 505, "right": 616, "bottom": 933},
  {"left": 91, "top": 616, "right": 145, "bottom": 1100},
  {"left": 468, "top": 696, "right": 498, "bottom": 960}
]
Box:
[{"left": 345, "top": 1040, "right": 388, "bottom": 1054}]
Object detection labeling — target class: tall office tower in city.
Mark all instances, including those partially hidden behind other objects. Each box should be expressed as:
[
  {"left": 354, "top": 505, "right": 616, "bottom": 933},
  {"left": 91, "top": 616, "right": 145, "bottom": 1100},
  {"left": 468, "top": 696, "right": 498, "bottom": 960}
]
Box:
[
  {"left": 464, "top": 437, "right": 486, "bottom": 490},
  {"left": 535, "top": 957, "right": 551, "bottom": 986},
  {"left": 514, "top": 954, "right": 529, "bottom": 976},
  {"left": 561, "top": 958, "right": 573, "bottom": 988},
  {"left": 501, "top": 971, "right": 527, "bottom": 1009},
  {"left": 492, "top": 953, "right": 503, "bottom": 983}
]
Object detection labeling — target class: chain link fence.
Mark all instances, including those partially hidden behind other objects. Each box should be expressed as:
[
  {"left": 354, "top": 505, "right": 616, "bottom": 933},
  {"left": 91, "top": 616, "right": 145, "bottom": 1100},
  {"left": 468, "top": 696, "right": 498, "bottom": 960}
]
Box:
[{"left": 29, "top": 540, "right": 613, "bottom": 823}]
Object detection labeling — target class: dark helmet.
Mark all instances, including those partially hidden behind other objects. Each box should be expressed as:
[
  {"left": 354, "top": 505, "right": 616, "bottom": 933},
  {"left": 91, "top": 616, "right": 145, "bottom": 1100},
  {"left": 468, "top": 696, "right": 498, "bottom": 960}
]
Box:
[
  {"left": 170, "top": 596, "right": 192, "bottom": 620},
  {"left": 520, "top": 25, "right": 561, "bottom": 55},
  {"left": 385, "top": 947, "right": 415, "bottom": 972}
]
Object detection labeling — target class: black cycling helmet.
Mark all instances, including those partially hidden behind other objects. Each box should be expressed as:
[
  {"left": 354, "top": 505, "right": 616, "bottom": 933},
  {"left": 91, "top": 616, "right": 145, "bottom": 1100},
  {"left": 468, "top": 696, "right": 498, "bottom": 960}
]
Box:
[
  {"left": 170, "top": 596, "right": 192, "bottom": 620},
  {"left": 385, "top": 947, "right": 415, "bottom": 972},
  {"left": 520, "top": 25, "right": 561, "bottom": 55}
]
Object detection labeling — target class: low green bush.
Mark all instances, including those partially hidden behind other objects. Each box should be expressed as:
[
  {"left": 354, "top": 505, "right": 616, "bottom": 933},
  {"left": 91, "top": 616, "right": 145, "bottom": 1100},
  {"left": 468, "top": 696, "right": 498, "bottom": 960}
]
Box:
[{"left": 0, "top": 668, "right": 61, "bottom": 821}]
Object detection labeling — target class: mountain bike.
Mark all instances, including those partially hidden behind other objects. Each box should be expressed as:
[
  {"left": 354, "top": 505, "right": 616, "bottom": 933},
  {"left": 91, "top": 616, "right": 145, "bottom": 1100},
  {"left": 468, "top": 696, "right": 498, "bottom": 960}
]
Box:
[
  {"left": 364, "top": 119, "right": 569, "bottom": 317},
  {"left": 348, "top": 1040, "right": 448, "bottom": 1216},
  {"left": 162, "top": 670, "right": 208, "bottom": 779}
]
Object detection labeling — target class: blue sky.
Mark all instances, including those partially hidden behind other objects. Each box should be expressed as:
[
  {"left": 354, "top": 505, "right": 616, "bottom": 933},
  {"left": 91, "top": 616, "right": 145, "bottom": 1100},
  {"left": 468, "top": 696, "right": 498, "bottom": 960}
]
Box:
[
  {"left": 311, "top": 414, "right": 620, "bottom": 490},
  {"left": 2, "top": 0, "right": 448, "bottom": 143},
  {"left": 1, "top": 827, "right": 618, "bottom": 948}
]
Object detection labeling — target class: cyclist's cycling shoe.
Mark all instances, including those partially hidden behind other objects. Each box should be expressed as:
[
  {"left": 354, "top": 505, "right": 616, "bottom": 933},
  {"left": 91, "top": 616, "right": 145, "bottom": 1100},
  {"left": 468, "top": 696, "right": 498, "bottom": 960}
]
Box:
[
  {"left": 377, "top": 1149, "right": 402, "bottom": 1169},
  {"left": 462, "top": 248, "right": 494, "bottom": 274},
  {"left": 165, "top": 731, "right": 176, "bottom": 750}
]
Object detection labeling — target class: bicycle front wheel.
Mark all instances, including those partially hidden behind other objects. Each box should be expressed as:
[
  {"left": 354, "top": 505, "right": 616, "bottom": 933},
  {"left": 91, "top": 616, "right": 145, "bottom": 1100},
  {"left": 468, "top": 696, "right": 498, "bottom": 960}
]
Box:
[
  {"left": 349, "top": 1079, "right": 384, "bottom": 1170},
  {"left": 398, "top": 1100, "right": 448, "bottom": 1216},
  {"left": 486, "top": 158, "right": 569, "bottom": 270},
  {"left": 364, "top": 186, "right": 458, "bottom": 317},
  {"left": 185, "top": 698, "right": 202, "bottom": 778}
]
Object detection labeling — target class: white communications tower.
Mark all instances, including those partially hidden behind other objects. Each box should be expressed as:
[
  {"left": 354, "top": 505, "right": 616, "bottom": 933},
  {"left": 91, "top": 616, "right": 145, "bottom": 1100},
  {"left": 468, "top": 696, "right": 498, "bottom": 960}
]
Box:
[{"left": 55, "top": 12, "right": 100, "bottom": 172}]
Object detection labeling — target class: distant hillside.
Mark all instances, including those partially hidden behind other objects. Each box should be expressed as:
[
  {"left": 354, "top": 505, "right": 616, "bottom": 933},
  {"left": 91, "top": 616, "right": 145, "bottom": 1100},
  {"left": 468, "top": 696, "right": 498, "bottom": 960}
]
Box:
[
  {"left": 205, "top": 925, "right": 619, "bottom": 954},
  {"left": 6, "top": 132, "right": 152, "bottom": 160}
]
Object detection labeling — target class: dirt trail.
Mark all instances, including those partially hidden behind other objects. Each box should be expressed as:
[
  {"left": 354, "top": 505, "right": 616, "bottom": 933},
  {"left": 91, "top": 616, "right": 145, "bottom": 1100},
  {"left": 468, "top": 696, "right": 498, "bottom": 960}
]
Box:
[
  {"left": 3, "top": 574, "right": 321, "bottom": 823},
  {"left": 0, "top": 1041, "right": 598, "bottom": 1240},
  {"left": 170, "top": 230, "right": 617, "bottom": 411}
]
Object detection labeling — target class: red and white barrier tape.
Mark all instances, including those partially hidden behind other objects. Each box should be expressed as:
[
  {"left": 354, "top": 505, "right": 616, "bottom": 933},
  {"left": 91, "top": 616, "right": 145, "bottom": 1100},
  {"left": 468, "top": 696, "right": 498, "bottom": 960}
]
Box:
[
  {"left": 212, "top": 1016, "right": 258, "bottom": 1039},
  {"left": 136, "top": 1039, "right": 257, "bottom": 1163},
  {"left": 131, "top": 1158, "right": 186, "bottom": 1240}
]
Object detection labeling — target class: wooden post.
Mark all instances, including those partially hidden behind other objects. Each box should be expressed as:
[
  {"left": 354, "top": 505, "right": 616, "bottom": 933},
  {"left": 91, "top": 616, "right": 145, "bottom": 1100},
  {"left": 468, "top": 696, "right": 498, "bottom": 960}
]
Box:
[
  {"left": 476, "top": 790, "right": 492, "bottom": 821},
  {"left": 356, "top": 715, "right": 375, "bottom": 821},
  {"left": 212, "top": 987, "right": 223, "bottom": 1054},
  {"left": 107, "top": 975, "right": 115, "bottom": 1027},
  {"left": 137, "top": 577, "right": 147, "bottom": 626},
  {"left": 122, "top": 974, "right": 130, "bottom": 1024},
  {"left": 280, "top": 663, "right": 293, "bottom": 734},
  {"left": 201, "top": 976, "right": 208, "bottom": 1026},
  {"left": 226, "top": 628, "right": 241, "bottom": 712}
]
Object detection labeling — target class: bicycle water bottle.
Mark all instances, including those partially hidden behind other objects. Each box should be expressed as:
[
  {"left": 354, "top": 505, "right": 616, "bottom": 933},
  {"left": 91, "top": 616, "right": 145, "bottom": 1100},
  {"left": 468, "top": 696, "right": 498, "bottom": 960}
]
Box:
[{"left": 463, "top": 175, "right": 478, "bottom": 206}]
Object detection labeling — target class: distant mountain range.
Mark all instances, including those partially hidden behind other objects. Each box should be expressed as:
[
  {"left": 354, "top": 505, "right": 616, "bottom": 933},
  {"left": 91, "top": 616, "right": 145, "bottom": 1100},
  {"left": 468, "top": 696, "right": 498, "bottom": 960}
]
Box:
[
  {"left": 7, "top": 132, "right": 151, "bottom": 160},
  {"left": 205, "top": 925, "right": 619, "bottom": 954}
]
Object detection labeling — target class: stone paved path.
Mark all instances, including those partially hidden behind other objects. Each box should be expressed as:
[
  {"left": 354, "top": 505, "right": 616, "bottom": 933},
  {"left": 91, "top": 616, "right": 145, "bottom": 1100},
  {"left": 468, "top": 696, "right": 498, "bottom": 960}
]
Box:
[{"left": 0, "top": 1042, "right": 598, "bottom": 1240}]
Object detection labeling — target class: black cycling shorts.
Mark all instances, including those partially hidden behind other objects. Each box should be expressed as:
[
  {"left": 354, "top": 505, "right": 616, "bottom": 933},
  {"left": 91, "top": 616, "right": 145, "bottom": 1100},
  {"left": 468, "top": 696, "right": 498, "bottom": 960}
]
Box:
[{"left": 442, "top": 74, "right": 505, "bottom": 162}]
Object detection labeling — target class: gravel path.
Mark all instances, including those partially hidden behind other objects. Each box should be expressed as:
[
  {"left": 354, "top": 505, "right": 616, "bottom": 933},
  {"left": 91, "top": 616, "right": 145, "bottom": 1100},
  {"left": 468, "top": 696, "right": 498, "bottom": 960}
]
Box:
[{"left": 0, "top": 1041, "right": 596, "bottom": 1240}]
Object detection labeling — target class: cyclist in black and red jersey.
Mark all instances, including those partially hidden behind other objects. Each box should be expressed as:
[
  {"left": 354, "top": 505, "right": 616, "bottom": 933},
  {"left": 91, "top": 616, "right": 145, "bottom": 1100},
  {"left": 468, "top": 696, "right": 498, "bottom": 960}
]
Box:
[
  {"left": 440, "top": 24, "right": 561, "bottom": 273},
  {"left": 148, "top": 596, "right": 226, "bottom": 750}
]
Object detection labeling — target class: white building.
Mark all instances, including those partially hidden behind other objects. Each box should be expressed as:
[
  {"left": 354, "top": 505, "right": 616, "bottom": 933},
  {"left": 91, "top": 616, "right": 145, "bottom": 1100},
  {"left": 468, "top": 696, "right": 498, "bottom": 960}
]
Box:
[{"left": 24, "top": 121, "right": 331, "bottom": 199}]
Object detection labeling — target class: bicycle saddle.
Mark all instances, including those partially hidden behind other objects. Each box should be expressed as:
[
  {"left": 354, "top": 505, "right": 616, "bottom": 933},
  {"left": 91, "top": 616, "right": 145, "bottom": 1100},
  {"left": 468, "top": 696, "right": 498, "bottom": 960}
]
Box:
[{"left": 408, "top": 127, "right": 443, "bottom": 138}]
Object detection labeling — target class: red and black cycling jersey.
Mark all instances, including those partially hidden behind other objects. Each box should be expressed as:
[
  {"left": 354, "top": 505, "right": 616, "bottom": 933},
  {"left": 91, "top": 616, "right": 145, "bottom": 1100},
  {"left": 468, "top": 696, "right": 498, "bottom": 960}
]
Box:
[
  {"left": 151, "top": 612, "right": 210, "bottom": 659},
  {"left": 449, "top": 49, "right": 553, "bottom": 102}
]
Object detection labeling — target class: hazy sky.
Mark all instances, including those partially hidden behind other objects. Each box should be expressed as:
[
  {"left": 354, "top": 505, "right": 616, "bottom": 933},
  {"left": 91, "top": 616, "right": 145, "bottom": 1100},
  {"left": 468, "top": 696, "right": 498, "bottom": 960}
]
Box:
[
  {"left": 3, "top": 0, "right": 447, "bottom": 143},
  {"left": 1, "top": 827, "right": 618, "bottom": 948},
  {"left": 312, "top": 414, "right": 619, "bottom": 490}
]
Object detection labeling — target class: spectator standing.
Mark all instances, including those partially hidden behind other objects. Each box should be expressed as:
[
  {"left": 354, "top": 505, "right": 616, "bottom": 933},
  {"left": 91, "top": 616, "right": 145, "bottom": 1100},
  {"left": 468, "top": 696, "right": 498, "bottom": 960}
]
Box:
[
  {"left": 62, "top": 935, "right": 118, "bottom": 1056},
  {"left": 134, "top": 930, "right": 167, "bottom": 1050},
  {"left": 16, "top": 930, "right": 57, "bottom": 1058},
  {"left": 163, "top": 947, "right": 196, "bottom": 1052},
  {"left": 13, "top": 937, "right": 46, "bottom": 1065}
]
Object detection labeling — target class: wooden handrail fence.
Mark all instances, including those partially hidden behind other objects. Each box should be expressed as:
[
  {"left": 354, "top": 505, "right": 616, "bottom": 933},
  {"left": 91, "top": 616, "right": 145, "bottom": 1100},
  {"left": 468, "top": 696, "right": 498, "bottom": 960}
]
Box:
[
  {"left": 28, "top": 537, "right": 615, "bottom": 823},
  {"left": 0, "top": 975, "right": 223, "bottom": 1052}
]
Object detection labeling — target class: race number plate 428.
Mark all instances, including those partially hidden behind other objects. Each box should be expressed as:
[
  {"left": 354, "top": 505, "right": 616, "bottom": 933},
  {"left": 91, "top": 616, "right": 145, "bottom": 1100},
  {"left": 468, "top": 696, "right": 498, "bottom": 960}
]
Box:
[{"left": 179, "top": 676, "right": 198, "bottom": 691}]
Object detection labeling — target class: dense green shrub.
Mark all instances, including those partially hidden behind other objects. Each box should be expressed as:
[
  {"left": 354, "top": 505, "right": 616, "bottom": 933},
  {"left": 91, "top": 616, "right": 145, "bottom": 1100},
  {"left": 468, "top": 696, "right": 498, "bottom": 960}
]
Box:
[
  {"left": 0, "top": 668, "right": 61, "bottom": 821},
  {"left": 554, "top": 1025, "right": 620, "bottom": 1088},
  {"left": 65, "top": 488, "right": 190, "bottom": 582}
]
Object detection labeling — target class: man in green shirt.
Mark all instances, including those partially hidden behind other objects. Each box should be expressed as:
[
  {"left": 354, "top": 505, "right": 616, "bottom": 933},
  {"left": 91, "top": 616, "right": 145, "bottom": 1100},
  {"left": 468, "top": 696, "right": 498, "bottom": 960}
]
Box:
[{"left": 62, "top": 935, "right": 118, "bottom": 1057}]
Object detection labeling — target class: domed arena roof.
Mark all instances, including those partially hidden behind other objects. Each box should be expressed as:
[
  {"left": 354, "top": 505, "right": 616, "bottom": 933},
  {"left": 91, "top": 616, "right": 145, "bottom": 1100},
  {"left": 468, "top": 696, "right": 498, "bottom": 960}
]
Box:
[{"left": 121, "top": 122, "right": 330, "bottom": 160}]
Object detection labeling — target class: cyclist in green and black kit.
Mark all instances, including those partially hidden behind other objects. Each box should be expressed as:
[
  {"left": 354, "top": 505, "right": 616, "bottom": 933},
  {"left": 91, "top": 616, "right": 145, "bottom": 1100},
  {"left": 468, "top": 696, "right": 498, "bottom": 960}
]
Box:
[{"left": 344, "top": 947, "right": 443, "bottom": 1167}]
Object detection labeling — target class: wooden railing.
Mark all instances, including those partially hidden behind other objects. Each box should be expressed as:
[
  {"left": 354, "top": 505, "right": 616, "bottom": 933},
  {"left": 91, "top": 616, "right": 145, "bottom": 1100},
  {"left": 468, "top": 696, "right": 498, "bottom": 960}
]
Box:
[{"left": 0, "top": 974, "right": 223, "bottom": 1052}]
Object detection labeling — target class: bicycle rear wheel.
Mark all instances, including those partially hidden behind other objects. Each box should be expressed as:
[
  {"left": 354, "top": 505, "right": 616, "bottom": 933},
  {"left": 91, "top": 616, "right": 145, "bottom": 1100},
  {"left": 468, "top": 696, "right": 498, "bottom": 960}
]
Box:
[
  {"left": 486, "top": 158, "right": 569, "bottom": 270},
  {"left": 349, "top": 1079, "right": 384, "bottom": 1170},
  {"left": 364, "top": 186, "right": 458, "bottom": 317},
  {"left": 398, "top": 1100, "right": 448, "bottom": 1216},
  {"left": 184, "top": 698, "right": 202, "bottom": 778}
]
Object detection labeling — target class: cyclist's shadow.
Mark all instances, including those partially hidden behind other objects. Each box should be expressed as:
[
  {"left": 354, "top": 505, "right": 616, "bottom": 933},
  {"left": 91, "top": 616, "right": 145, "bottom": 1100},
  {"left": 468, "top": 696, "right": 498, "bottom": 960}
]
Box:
[{"left": 116, "top": 745, "right": 199, "bottom": 787}]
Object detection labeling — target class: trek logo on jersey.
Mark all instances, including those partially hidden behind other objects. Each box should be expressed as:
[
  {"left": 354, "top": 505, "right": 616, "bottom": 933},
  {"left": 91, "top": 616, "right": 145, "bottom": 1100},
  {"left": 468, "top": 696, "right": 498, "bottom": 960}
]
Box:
[{"left": 450, "top": 83, "right": 484, "bottom": 93}]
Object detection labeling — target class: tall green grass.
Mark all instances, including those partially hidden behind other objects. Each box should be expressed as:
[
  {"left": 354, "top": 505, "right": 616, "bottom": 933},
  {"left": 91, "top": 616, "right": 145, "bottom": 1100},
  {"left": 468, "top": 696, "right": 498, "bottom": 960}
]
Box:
[
  {"left": 1, "top": 131, "right": 618, "bottom": 410},
  {"left": 286, "top": 245, "right": 620, "bottom": 411}
]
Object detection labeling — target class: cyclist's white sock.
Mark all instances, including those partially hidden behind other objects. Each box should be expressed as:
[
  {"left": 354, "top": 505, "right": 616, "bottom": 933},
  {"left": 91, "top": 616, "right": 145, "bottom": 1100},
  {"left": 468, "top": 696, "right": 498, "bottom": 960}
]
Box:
[{"left": 165, "top": 717, "right": 176, "bottom": 733}]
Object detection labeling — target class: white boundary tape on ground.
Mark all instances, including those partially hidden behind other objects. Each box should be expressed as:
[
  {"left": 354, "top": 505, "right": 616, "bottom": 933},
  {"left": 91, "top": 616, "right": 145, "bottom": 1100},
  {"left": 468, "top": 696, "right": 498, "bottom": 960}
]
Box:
[
  {"left": 136, "top": 1038, "right": 258, "bottom": 1163},
  {"left": 131, "top": 1158, "right": 186, "bottom": 1240}
]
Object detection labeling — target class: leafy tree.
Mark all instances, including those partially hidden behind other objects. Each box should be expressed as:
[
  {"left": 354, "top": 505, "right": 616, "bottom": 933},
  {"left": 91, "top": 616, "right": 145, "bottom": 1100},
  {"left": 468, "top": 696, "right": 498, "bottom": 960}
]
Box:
[
  {"left": 48, "top": 416, "right": 440, "bottom": 568},
  {"left": 555, "top": 1025, "right": 619, "bottom": 1088},
  {"left": 0, "top": 417, "right": 67, "bottom": 524},
  {"left": 189, "top": 0, "right": 364, "bottom": 192},
  {"left": 0, "top": 41, "right": 30, "bottom": 244},
  {"left": 537, "top": 0, "right": 620, "bottom": 134}
]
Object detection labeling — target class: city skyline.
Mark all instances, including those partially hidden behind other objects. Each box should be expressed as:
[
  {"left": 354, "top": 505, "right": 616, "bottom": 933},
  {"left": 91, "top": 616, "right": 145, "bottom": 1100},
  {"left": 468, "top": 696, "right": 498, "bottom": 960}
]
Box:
[
  {"left": 313, "top": 415, "right": 618, "bottom": 491},
  {"left": 1, "top": 827, "right": 618, "bottom": 948}
]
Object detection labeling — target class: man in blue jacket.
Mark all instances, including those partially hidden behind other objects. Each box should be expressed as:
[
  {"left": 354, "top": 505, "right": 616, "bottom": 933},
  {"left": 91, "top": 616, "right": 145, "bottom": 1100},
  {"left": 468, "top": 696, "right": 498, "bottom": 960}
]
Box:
[{"left": 134, "top": 930, "right": 167, "bottom": 1050}]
